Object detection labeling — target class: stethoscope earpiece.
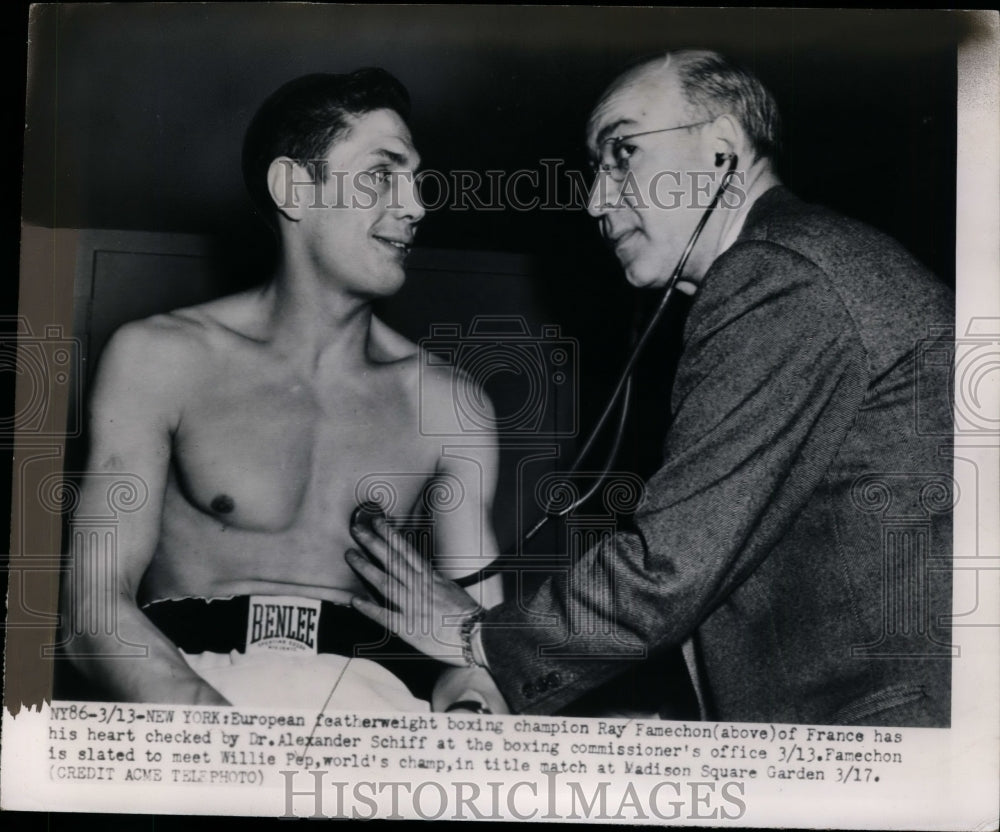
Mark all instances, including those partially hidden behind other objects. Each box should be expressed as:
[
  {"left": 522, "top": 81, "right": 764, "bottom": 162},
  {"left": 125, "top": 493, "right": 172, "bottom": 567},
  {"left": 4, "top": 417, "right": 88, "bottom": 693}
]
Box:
[{"left": 351, "top": 501, "right": 387, "bottom": 531}]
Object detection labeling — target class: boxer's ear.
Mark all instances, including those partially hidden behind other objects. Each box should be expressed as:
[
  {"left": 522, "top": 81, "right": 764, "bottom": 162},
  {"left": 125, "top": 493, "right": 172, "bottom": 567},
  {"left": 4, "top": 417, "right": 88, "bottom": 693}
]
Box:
[{"left": 266, "top": 156, "right": 312, "bottom": 222}]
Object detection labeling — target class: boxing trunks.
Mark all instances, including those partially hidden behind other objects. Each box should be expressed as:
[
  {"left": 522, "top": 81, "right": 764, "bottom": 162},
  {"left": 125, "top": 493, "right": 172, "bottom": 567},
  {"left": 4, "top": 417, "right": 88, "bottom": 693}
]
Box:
[{"left": 143, "top": 596, "right": 439, "bottom": 712}]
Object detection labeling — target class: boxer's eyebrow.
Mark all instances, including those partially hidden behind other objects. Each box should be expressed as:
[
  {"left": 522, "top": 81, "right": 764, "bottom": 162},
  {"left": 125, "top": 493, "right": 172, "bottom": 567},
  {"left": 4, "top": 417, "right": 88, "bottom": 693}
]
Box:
[
  {"left": 371, "top": 148, "right": 406, "bottom": 164},
  {"left": 369, "top": 147, "right": 420, "bottom": 170}
]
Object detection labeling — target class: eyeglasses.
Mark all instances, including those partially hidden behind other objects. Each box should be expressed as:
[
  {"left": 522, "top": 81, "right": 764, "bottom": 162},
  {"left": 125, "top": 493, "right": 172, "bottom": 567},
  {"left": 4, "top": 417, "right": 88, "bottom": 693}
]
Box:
[{"left": 590, "top": 120, "right": 713, "bottom": 182}]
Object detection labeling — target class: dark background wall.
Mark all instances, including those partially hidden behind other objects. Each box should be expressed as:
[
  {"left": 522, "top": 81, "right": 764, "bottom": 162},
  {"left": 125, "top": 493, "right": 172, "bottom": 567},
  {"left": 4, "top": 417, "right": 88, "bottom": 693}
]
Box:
[{"left": 25, "top": 6, "right": 961, "bottom": 279}]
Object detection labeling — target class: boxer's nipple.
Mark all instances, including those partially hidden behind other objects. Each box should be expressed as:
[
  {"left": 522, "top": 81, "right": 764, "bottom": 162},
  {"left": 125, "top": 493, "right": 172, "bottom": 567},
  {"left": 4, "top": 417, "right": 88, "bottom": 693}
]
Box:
[{"left": 211, "top": 494, "right": 235, "bottom": 514}]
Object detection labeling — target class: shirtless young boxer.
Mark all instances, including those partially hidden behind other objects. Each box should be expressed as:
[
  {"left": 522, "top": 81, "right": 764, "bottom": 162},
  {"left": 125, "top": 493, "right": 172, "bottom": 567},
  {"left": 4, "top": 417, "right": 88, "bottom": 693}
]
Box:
[{"left": 62, "top": 69, "right": 502, "bottom": 711}]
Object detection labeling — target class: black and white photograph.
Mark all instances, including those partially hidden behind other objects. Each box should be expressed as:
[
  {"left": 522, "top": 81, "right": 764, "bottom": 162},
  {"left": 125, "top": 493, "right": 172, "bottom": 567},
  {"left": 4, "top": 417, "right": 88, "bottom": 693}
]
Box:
[{"left": 3, "top": 5, "right": 998, "bottom": 826}]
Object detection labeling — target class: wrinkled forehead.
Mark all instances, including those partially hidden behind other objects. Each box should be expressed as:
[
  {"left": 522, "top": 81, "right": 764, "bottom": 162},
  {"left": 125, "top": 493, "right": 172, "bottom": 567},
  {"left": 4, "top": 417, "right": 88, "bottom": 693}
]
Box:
[{"left": 585, "top": 66, "right": 686, "bottom": 150}]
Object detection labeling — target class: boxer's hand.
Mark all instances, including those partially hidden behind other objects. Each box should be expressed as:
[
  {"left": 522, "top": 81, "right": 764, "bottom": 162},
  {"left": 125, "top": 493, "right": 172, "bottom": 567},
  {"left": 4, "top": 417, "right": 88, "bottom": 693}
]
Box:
[{"left": 346, "top": 516, "right": 480, "bottom": 666}]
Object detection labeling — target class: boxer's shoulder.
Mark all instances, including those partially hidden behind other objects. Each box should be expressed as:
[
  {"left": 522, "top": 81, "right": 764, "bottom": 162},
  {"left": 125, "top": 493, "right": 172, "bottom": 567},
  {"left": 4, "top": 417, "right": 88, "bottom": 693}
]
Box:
[
  {"left": 125, "top": 292, "right": 277, "bottom": 376},
  {"left": 157, "top": 290, "right": 269, "bottom": 348},
  {"left": 363, "top": 315, "right": 432, "bottom": 414},
  {"left": 368, "top": 314, "right": 419, "bottom": 363},
  {"left": 415, "top": 353, "right": 497, "bottom": 440},
  {"left": 95, "top": 297, "right": 271, "bottom": 432},
  {"left": 97, "top": 313, "right": 205, "bottom": 400},
  {"left": 114, "top": 302, "right": 230, "bottom": 361},
  {"left": 87, "top": 316, "right": 209, "bottom": 458}
]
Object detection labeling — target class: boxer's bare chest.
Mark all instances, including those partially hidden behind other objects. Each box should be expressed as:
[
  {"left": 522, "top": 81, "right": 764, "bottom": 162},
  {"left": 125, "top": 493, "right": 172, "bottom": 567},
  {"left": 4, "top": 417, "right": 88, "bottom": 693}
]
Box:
[{"left": 146, "top": 337, "right": 440, "bottom": 600}]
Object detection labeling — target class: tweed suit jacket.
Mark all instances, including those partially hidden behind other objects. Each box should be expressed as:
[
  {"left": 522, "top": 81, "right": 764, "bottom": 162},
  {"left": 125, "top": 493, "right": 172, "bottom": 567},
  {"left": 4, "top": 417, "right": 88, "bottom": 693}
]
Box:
[{"left": 482, "top": 187, "right": 954, "bottom": 726}]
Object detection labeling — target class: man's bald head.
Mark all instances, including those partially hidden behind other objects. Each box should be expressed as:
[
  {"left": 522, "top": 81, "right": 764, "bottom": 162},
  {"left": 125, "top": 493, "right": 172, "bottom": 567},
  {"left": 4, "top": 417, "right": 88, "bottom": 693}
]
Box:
[{"left": 596, "top": 50, "right": 782, "bottom": 164}]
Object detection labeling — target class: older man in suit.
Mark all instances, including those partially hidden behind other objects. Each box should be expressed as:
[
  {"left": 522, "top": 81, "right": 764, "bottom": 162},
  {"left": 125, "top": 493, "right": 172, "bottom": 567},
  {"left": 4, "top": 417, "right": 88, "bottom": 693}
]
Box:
[{"left": 348, "top": 50, "right": 954, "bottom": 726}]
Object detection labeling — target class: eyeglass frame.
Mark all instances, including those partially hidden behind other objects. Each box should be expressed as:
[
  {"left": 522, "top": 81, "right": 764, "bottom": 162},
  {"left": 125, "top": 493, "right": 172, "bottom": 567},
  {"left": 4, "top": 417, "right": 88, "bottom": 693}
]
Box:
[{"left": 590, "top": 120, "right": 715, "bottom": 182}]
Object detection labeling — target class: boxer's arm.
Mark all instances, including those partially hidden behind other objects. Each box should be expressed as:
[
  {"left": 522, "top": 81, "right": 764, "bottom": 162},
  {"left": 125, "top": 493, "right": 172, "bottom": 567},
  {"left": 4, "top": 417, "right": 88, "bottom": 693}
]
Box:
[
  {"left": 421, "top": 369, "right": 503, "bottom": 601},
  {"left": 432, "top": 443, "right": 503, "bottom": 606},
  {"left": 62, "top": 321, "right": 228, "bottom": 705},
  {"left": 426, "top": 379, "right": 507, "bottom": 711}
]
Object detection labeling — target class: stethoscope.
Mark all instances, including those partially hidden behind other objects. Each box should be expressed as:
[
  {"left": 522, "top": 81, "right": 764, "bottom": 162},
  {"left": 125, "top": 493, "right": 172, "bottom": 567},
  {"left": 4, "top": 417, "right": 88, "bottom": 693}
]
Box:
[{"left": 352, "top": 154, "right": 741, "bottom": 582}]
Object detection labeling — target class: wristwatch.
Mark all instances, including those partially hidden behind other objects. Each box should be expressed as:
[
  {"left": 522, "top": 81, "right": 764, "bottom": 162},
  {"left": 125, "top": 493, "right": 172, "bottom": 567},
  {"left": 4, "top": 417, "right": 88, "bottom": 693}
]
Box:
[{"left": 460, "top": 606, "right": 488, "bottom": 668}]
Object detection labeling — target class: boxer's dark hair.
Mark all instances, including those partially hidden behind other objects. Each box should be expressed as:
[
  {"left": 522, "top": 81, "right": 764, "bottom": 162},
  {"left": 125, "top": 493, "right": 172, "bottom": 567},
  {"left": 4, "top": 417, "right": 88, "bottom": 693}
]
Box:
[{"left": 242, "top": 68, "right": 411, "bottom": 227}]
